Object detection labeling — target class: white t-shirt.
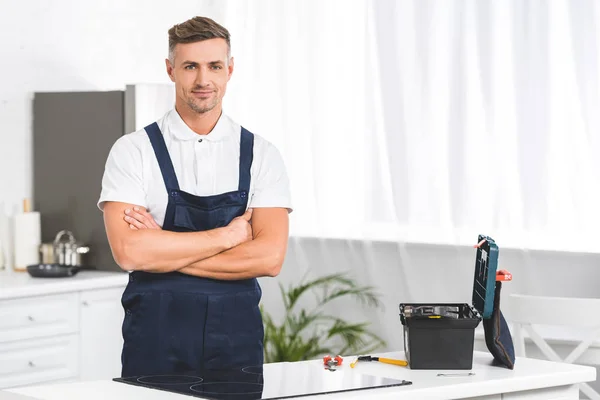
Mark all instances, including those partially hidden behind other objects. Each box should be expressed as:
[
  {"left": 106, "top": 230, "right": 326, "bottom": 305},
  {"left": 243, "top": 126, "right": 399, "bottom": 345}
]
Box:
[{"left": 98, "top": 109, "right": 292, "bottom": 227}]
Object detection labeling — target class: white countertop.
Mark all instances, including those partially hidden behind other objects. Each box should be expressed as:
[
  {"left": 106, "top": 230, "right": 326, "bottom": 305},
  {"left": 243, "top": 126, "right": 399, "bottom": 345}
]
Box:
[
  {"left": 4, "top": 351, "right": 596, "bottom": 400},
  {"left": 0, "top": 270, "right": 129, "bottom": 300}
]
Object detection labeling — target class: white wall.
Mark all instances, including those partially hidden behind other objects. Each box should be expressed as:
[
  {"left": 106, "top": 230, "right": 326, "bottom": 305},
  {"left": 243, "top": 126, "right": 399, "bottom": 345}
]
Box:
[{"left": 0, "top": 0, "right": 226, "bottom": 211}]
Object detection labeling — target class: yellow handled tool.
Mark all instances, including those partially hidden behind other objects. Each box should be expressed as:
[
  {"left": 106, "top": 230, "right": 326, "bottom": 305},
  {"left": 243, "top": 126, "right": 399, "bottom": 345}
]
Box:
[
  {"left": 378, "top": 357, "right": 408, "bottom": 366},
  {"left": 350, "top": 355, "right": 408, "bottom": 368}
]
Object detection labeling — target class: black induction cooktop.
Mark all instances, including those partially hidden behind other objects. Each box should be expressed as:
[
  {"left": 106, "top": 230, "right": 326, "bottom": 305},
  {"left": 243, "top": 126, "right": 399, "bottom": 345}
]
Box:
[{"left": 113, "top": 364, "right": 412, "bottom": 399}]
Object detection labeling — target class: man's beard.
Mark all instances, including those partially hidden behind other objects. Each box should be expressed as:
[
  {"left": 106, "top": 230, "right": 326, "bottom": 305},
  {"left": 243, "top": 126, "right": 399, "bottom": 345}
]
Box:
[{"left": 186, "top": 92, "right": 218, "bottom": 114}]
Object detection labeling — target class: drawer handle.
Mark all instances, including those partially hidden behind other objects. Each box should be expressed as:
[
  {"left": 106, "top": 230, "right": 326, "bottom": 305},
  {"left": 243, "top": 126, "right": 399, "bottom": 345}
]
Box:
[
  {"left": 27, "top": 315, "right": 35, "bottom": 322},
  {"left": 28, "top": 361, "right": 35, "bottom": 368}
]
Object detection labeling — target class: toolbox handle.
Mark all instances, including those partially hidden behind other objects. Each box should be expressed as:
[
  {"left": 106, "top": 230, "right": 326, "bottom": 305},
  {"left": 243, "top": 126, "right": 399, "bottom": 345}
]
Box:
[{"left": 496, "top": 270, "right": 512, "bottom": 281}]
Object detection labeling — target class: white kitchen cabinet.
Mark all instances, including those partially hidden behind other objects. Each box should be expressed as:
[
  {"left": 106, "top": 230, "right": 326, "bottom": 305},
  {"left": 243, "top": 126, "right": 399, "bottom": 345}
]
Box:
[
  {"left": 0, "top": 335, "right": 79, "bottom": 388},
  {"left": 0, "top": 293, "right": 79, "bottom": 343},
  {"left": 80, "top": 287, "right": 124, "bottom": 380},
  {"left": 0, "top": 271, "right": 128, "bottom": 389}
]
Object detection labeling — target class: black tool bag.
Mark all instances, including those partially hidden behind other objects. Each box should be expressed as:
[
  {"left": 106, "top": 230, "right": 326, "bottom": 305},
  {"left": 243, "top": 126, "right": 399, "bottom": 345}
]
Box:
[{"left": 482, "top": 281, "right": 515, "bottom": 369}]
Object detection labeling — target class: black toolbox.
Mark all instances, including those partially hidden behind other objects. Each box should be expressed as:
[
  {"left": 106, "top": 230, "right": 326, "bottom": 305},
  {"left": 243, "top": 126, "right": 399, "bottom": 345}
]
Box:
[{"left": 399, "top": 235, "right": 499, "bottom": 370}]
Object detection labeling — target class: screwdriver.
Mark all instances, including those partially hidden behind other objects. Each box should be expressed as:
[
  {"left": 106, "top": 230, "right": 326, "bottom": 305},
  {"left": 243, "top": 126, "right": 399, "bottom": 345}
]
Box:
[{"left": 350, "top": 355, "right": 408, "bottom": 368}]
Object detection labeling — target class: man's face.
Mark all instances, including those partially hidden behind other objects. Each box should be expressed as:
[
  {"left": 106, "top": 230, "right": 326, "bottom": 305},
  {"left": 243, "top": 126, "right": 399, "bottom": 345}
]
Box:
[{"left": 166, "top": 38, "right": 233, "bottom": 115}]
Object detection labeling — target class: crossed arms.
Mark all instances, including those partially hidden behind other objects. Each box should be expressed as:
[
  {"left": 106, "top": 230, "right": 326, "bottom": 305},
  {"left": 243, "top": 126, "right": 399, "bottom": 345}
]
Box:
[{"left": 103, "top": 202, "right": 289, "bottom": 280}]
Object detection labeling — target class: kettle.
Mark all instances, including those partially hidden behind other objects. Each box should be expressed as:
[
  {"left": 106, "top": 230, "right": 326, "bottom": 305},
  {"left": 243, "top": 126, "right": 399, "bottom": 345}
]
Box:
[{"left": 39, "top": 230, "right": 90, "bottom": 266}]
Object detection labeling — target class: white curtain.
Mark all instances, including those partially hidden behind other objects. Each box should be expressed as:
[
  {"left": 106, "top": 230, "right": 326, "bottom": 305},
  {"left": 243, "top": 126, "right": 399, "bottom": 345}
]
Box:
[
  {"left": 369, "top": 0, "right": 600, "bottom": 254},
  {"left": 216, "top": 0, "right": 600, "bottom": 254}
]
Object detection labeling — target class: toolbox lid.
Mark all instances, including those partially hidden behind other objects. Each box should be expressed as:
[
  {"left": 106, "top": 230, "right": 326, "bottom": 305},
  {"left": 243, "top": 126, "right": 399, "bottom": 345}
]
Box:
[{"left": 471, "top": 234, "right": 499, "bottom": 319}]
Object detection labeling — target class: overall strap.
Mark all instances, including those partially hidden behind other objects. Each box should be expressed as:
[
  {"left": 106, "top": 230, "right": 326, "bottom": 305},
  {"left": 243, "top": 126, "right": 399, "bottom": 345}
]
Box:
[
  {"left": 144, "top": 123, "right": 180, "bottom": 191},
  {"left": 238, "top": 127, "right": 254, "bottom": 193}
]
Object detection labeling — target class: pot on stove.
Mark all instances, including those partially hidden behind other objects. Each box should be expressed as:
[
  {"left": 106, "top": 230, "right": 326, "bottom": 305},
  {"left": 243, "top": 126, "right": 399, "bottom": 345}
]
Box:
[{"left": 39, "top": 230, "right": 90, "bottom": 267}]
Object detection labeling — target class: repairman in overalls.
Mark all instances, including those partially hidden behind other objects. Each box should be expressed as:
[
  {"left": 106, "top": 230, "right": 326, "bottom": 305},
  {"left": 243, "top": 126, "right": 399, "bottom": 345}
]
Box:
[{"left": 98, "top": 16, "right": 292, "bottom": 376}]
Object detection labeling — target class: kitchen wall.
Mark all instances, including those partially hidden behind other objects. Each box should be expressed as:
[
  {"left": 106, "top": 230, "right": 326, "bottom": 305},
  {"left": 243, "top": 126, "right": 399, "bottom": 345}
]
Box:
[{"left": 0, "top": 0, "right": 227, "bottom": 211}]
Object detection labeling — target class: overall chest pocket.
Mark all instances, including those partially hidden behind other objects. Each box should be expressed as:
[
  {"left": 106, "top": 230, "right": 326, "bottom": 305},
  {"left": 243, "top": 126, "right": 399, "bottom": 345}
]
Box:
[{"left": 173, "top": 203, "right": 246, "bottom": 232}]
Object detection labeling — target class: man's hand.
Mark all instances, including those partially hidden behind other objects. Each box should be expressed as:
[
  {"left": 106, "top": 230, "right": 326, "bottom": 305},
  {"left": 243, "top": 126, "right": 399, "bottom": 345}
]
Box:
[
  {"left": 124, "top": 207, "right": 161, "bottom": 230},
  {"left": 225, "top": 209, "right": 253, "bottom": 247},
  {"left": 123, "top": 207, "right": 253, "bottom": 248},
  {"left": 179, "top": 207, "right": 288, "bottom": 280}
]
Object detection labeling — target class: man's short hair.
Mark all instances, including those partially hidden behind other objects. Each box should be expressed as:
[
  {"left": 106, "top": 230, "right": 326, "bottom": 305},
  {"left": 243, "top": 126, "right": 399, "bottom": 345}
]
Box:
[{"left": 168, "top": 16, "right": 231, "bottom": 62}]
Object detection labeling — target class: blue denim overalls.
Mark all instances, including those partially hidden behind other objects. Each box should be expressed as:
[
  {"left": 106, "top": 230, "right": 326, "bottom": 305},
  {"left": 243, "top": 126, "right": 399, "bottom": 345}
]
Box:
[{"left": 119, "top": 122, "right": 264, "bottom": 377}]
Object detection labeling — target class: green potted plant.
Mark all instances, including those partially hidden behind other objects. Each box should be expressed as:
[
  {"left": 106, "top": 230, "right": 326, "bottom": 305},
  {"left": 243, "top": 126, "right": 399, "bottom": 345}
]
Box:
[{"left": 262, "top": 272, "right": 387, "bottom": 363}]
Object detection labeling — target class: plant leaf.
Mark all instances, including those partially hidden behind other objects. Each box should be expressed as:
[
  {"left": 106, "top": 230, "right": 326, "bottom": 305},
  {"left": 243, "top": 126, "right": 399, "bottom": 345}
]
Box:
[
  {"left": 317, "top": 287, "right": 382, "bottom": 310},
  {"left": 279, "top": 282, "right": 289, "bottom": 311},
  {"left": 286, "top": 273, "right": 360, "bottom": 311}
]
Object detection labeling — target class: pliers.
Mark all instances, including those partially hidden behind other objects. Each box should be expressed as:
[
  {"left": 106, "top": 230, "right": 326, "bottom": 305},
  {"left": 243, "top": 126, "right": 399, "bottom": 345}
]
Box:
[{"left": 323, "top": 355, "right": 343, "bottom": 371}]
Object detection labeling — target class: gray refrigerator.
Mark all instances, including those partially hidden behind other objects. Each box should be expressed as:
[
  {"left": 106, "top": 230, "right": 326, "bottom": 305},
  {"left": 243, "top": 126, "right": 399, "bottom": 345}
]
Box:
[{"left": 32, "top": 84, "right": 174, "bottom": 271}]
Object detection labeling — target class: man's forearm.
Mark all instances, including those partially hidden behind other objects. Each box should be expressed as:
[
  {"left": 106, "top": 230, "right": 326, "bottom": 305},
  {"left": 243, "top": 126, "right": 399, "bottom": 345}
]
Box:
[
  {"left": 179, "top": 237, "right": 285, "bottom": 280},
  {"left": 116, "top": 228, "right": 231, "bottom": 272}
]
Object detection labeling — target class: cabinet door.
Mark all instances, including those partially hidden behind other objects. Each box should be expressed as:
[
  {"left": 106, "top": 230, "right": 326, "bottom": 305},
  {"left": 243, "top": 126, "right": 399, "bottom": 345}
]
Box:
[
  {"left": 79, "top": 287, "right": 125, "bottom": 380},
  {"left": 0, "top": 293, "right": 79, "bottom": 343},
  {"left": 0, "top": 334, "right": 79, "bottom": 388}
]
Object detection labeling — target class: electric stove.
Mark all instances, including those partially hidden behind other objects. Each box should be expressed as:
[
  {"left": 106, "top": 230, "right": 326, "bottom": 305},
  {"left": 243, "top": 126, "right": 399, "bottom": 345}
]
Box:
[{"left": 113, "top": 363, "right": 412, "bottom": 399}]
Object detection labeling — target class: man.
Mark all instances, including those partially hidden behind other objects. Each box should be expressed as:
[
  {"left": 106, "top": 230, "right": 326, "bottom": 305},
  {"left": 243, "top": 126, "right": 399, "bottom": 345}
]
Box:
[{"left": 98, "top": 16, "right": 292, "bottom": 377}]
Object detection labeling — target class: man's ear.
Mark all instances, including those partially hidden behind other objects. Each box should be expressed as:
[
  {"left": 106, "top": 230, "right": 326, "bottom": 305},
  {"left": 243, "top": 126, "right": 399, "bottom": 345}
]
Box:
[
  {"left": 165, "top": 59, "right": 176, "bottom": 82},
  {"left": 228, "top": 56, "right": 234, "bottom": 79}
]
